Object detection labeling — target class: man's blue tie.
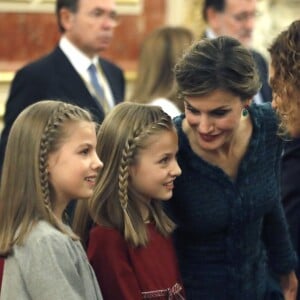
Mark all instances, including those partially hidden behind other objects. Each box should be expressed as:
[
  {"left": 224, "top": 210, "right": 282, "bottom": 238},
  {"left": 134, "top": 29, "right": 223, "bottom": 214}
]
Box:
[{"left": 88, "top": 64, "right": 110, "bottom": 114}]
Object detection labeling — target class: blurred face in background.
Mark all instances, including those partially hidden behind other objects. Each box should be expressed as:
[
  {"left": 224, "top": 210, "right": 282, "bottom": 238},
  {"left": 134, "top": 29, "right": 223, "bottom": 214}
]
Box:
[
  {"left": 208, "top": 0, "right": 258, "bottom": 47},
  {"left": 61, "top": 0, "right": 119, "bottom": 58}
]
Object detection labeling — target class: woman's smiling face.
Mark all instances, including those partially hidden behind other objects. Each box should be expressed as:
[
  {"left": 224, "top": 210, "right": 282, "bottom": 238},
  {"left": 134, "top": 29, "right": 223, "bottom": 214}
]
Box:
[{"left": 184, "top": 89, "right": 248, "bottom": 151}]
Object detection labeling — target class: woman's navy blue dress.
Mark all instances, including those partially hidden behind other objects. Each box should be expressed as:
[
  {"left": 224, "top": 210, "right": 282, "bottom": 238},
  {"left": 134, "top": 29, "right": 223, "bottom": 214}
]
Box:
[{"left": 166, "top": 104, "right": 297, "bottom": 300}]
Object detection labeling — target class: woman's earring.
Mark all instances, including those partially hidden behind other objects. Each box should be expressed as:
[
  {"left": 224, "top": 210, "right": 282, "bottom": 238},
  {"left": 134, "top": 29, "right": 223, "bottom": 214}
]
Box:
[{"left": 242, "top": 105, "right": 249, "bottom": 117}]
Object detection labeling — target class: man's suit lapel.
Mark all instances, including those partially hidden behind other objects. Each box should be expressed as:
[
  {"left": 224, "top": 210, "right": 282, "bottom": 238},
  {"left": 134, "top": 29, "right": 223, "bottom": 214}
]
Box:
[{"left": 53, "top": 47, "right": 105, "bottom": 118}]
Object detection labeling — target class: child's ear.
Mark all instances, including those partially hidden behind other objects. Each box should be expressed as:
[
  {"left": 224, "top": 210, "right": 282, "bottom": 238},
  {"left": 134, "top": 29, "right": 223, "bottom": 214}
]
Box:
[
  {"left": 128, "top": 165, "right": 134, "bottom": 177},
  {"left": 47, "top": 153, "right": 58, "bottom": 174}
]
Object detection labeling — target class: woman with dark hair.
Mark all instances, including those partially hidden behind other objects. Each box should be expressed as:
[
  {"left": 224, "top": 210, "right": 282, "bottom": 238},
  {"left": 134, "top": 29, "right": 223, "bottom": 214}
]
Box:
[{"left": 165, "top": 36, "right": 298, "bottom": 299}]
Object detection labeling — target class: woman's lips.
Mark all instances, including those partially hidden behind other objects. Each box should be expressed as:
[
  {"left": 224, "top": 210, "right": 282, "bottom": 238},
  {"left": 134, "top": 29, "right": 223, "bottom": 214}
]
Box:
[{"left": 199, "top": 133, "right": 220, "bottom": 142}]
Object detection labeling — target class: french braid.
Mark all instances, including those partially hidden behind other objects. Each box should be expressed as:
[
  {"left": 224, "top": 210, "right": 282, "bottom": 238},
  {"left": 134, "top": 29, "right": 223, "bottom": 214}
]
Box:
[
  {"left": 39, "top": 103, "right": 92, "bottom": 231},
  {"left": 118, "top": 112, "right": 172, "bottom": 245}
]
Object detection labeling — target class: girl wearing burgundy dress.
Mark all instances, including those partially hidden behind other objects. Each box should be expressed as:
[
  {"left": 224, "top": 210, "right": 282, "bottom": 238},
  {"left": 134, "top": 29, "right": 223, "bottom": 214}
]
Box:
[{"left": 73, "top": 102, "right": 185, "bottom": 299}]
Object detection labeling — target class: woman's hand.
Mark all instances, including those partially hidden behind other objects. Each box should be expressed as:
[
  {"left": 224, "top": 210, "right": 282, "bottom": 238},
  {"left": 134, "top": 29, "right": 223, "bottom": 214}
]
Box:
[{"left": 280, "top": 271, "right": 298, "bottom": 300}]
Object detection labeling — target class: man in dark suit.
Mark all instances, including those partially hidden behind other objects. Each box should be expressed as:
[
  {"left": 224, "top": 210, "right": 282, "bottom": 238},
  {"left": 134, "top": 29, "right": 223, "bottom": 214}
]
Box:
[
  {"left": 202, "top": 0, "right": 272, "bottom": 104},
  {"left": 0, "top": 0, "right": 125, "bottom": 172}
]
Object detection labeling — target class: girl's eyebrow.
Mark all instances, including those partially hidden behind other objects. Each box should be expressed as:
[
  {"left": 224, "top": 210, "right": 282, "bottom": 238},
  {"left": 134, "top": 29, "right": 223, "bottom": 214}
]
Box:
[{"left": 76, "top": 142, "right": 95, "bottom": 150}]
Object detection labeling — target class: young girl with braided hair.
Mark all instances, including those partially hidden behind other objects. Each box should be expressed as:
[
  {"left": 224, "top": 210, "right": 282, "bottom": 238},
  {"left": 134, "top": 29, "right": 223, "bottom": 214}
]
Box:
[
  {"left": 0, "top": 100, "right": 103, "bottom": 299},
  {"left": 73, "top": 102, "right": 185, "bottom": 299}
]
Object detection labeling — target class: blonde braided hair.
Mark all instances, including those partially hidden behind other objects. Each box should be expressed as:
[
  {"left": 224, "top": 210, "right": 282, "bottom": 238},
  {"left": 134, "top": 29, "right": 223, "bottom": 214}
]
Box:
[
  {"left": 38, "top": 102, "right": 93, "bottom": 236},
  {"left": 0, "top": 100, "right": 93, "bottom": 255},
  {"left": 118, "top": 111, "right": 176, "bottom": 246},
  {"left": 84, "top": 103, "right": 176, "bottom": 248}
]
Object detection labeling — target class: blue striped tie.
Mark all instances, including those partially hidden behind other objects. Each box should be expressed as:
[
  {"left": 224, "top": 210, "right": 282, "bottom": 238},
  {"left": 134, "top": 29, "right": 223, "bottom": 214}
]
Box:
[{"left": 88, "top": 64, "right": 110, "bottom": 114}]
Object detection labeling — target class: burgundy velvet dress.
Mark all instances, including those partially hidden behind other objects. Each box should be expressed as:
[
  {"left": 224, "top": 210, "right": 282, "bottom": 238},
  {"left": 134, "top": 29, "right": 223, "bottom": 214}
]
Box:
[{"left": 87, "top": 223, "right": 185, "bottom": 300}]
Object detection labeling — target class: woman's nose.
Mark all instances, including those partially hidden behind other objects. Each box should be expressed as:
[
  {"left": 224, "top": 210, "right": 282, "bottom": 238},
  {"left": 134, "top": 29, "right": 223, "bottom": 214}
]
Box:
[{"left": 198, "top": 116, "right": 213, "bottom": 133}]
